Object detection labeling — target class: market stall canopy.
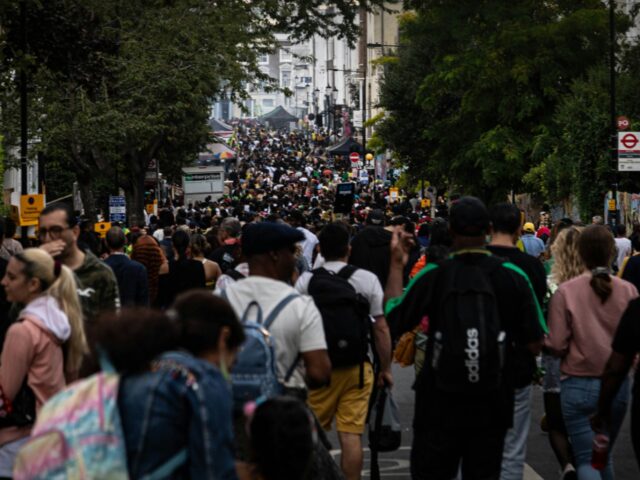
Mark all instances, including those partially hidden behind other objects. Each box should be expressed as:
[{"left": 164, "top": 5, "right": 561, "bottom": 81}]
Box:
[
  {"left": 196, "top": 143, "right": 236, "bottom": 165},
  {"left": 208, "top": 118, "right": 233, "bottom": 139},
  {"left": 258, "top": 106, "right": 299, "bottom": 130},
  {"left": 208, "top": 118, "right": 233, "bottom": 132},
  {"left": 326, "top": 137, "right": 363, "bottom": 156}
]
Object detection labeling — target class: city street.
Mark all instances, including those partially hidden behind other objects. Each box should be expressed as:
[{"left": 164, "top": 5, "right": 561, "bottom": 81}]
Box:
[{"left": 330, "top": 364, "right": 640, "bottom": 479}]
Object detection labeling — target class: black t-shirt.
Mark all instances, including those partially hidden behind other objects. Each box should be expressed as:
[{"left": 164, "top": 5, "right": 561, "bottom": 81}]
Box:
[
  {"left": 349, "top": 226, "right": 392, "bottom": 288},
  {"left": 612, "top": 297, "right": 640, "bottom": 394},
  {"left": 487, "top": 245, "right": 547, "bottom": 388},
  {"left": 208, "top": 244, "right": 239, "bottom": 273},
  {"left": 157, "top": 259, "right": 206, "bottom": 309},
  {"left": 621, "top": 255, "right": 640, "bottom": 294},
  {"left": 387, "top": 251, "right": 544, "bottom": 431}
]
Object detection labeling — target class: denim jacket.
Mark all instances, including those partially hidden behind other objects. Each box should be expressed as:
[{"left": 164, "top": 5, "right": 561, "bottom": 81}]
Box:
[{"left": 118, "top": 351, "right": 238, "bottom": 479}]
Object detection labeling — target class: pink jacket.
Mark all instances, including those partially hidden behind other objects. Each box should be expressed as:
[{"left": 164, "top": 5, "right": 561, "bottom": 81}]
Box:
[
  {"left": 546, "top": 273, "right": 638, "bottom": 377},
  {"left": 0, "top": 315, "right": 66, "bottom": 446}
]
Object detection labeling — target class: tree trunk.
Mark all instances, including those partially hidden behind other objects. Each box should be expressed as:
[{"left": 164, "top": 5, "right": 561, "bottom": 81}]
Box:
[
  {"left": 77, "top": 172, "right": 97, "bottom": 220},
  {"left": 125, "top": 154, "right": 146, "bottom": 226}
]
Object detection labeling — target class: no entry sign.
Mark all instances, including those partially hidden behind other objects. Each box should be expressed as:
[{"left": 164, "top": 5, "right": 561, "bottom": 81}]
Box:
[
  {"left": 350, "top": 152, "right": 360, "bottom": 163},
  {"left": 618, "top": 116, "right": 630, "bottom": 131},
  {"left": 618, "top": 132, "right": 640, "bottom": 171}
]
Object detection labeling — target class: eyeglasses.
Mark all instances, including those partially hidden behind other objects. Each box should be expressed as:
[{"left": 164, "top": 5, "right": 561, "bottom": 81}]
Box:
[{"left": 38, "top": 226, "right": 70, "bottom": 239}]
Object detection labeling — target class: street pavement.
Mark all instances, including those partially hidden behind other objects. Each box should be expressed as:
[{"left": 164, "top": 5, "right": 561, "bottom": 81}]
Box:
[{"left": 328, "top": 364, "right": 640, "bottom": 479}]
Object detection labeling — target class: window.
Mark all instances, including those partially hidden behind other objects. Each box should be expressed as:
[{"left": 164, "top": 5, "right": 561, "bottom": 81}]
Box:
[
  {"left": 262, "top": 99, "right": 274, "bottom": 107},
  {"left": 281, "top": 71, "right": 291, "bottom": 88},
  {"left": 258, "top": 54, "right": 268, "bottom": 64},
  {"left": 280, "top": 49, "right": 293, "bottom": 63}
]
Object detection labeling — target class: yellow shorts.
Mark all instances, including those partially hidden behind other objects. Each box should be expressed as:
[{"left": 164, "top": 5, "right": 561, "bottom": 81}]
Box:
[{"left": 308, "top": 362, "right": 374, "bottom": 434}]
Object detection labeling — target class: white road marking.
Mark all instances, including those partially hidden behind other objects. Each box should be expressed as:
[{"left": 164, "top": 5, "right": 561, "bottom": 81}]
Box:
[{"left": 330, "top": 446, "right": 545, "bottom": 479}]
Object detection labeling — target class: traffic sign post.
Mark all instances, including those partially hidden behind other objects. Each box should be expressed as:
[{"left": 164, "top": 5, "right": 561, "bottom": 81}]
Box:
[
  {"left": 109, "top": 195, "right": 127, "bottom": 223},
  {"left": 617, "top": 132, "right": 640, "bottom": 171},
  {"left": 19, "top": 194, "right": 44, "bottom": 226},
  {"left": 617, "top": 116, "right": 630, "bottom": 131}
]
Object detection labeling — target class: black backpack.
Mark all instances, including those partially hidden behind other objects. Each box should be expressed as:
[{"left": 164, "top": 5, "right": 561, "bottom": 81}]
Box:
[
  {"left": 225, "top": 268, "right": 246, "bottom": 282},
  {"left": 308, "top": 266, "right": 371, "bottom": 371},
  {"left": 428, "top": 254, "right": 506, "bottom": 394}
]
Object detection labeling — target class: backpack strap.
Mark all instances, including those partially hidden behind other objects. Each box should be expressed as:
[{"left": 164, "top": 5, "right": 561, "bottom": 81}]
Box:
[
  {"left": 284, "top": 354, "right": 301, "bottom": 383},
  {"left": 263, "top": 293, "right": 299, "bottom": 329},
  {"left": 141, "top": 448, "right": 188, "bottom": 480},
  {"left": 225, "top": 268, "right": 246, "bottom": 281},
  {"left": 337, "top": 264, "right": 358, "bottom": 280},
  {"left": 241, "top": 301, "right": 264, "bottom": 324}
]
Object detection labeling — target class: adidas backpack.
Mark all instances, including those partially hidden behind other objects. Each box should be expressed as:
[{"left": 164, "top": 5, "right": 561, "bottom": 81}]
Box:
[
  {"left": 229, "top": 293, "right": 300, "bottom": 411},
  {"left": 428, "top": 254, "right": 506, "bottom": 394},
  {"left": 13, "top": 356, "right": 186, "bottom": 480},
  {"left": 308, "top": 266, "right": 371, "bottom": 369}
]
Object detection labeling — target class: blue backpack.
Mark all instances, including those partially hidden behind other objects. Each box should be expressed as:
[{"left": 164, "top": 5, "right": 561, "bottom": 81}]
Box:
[{"left": 229, "top": 293, "right": 300, "bottom": 410}]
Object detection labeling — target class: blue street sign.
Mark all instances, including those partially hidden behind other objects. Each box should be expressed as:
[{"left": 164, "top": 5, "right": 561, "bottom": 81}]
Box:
[{"left": 109, "top": 195, "right": 126, "bottom": 223}]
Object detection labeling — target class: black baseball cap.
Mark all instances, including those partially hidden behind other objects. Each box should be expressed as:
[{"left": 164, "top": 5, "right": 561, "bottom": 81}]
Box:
[
  {"left": 449, "top": 196, "right": 490, "bottom": 236},
  {"left": 367, "top": 209, "right": 385, "bottom": 226},
  {"left": 242, "top": 222, "right": 305, "bottom": 256}
]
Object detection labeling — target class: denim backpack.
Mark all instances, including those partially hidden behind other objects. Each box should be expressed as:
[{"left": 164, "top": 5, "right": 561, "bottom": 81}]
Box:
[
  {"left": 13, "top": 356, "right": 186, "bottom": 480},
  {"left": 230, "top": 293, "right": 300, "bottom": 410}
]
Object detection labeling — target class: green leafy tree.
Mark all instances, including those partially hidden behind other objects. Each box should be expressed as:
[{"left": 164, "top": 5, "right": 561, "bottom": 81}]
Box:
[
  {"left": 378, "top": 1, "right": 624, "bottom": 205},
  {"left": 1, "top": 0, "right": 391, "bottom": 223}
]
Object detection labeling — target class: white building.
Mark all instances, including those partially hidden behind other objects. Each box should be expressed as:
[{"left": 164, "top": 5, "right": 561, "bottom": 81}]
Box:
[{"left": 212, "top": 2, "right": 402, "bottom": 136}]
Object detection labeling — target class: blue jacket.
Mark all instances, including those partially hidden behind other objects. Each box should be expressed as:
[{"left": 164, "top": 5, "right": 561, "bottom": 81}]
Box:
[
  {"left": 118, "top": 351, "right": 238, "bottom": 480},
  {"left": 520, "top": 234, "right": 545, "bottom": 259},
  {"left": 104, "top": 254, "right": 149, "bottom": 306}
]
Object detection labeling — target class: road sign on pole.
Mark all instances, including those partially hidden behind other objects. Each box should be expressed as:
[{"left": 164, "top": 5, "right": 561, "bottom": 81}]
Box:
[
  {"left": 617, "top": 116, "right": 630, "bottom": 131},
  {"left": 618, "top": 132, "right": 640, "bottom": 171},
  {"left": 109, "top": 195, "right": 127, "bottom": 223},
  {"left": 349, "top": 152, "right": 360, "bottom": 164}
]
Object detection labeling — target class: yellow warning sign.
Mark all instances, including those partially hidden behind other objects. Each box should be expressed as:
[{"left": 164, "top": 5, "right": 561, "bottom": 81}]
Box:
[
  {"left": 94, "top": 222, "right": 112, "bottom": 238},
  {"left": 20, "top": 194, "right": 45, "bottom": 226}
]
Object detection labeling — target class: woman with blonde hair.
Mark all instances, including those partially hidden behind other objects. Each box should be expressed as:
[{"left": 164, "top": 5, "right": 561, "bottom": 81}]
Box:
[
  {"left": 0, "top": 248, "right": 87, "bottom": 476},
  {"left": 544, "top": 226, "right": 584, "bottom": 479}
]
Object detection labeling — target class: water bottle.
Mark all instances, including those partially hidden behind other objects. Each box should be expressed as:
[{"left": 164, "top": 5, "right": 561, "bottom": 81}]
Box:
[{"left": 591, "top": 432, "right": 610, "bottom": 470}]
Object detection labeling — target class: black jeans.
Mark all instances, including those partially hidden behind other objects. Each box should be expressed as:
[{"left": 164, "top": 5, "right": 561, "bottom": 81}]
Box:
[{"left": 411, "top": 426, "right": 506, "bottom": 480}]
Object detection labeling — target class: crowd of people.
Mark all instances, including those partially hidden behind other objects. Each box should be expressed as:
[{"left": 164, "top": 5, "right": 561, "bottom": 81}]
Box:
[{"left": 0, "top": 127, "right": 638, "bottom": 480}]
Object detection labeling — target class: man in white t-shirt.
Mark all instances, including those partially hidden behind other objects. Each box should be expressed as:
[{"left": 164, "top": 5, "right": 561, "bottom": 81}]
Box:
[
  {"left": 219, "top": 222, "right": 330, "bottom": 391},
  {"left": 296, "top": 222, "right": 392, "bottom": 480},
  {"left": 287, "top": 210, "right": 319, "bottom": 266},
  {"left": 615, "top": 223, "right": 632, "bottom": 271}
]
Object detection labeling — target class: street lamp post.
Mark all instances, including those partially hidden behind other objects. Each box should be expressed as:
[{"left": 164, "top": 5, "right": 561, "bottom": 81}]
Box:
[
  {"left": 313, "top": 88, "right": 319, "bottom": 129},
  {"left": 325, "top": 85, "right": 332, "bottom": 133},
  {"left": 609, "top": 0, "right": 618, "bottom": 226}
]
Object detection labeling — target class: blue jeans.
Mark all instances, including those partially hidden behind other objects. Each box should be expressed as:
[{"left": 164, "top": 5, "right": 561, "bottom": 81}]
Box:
[
  {"left": 561, "top": 376, "right": 630, "bottom": 480},
  {"left": 500, "top": 385, "right": 532, "bottom": 480}
]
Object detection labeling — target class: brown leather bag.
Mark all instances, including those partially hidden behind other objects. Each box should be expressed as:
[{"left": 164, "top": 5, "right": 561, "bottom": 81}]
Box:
[{"left": 393, "top": 327, "right": 419, "bottom": 367}]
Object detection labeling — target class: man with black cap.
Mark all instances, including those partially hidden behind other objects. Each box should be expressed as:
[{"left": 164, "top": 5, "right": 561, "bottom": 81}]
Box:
[
  {"left": 385, "top": 196, "right": 545, "bottom": 480},
  {"left": 219, "top": 221, "right": 331, "bottom": 394}
]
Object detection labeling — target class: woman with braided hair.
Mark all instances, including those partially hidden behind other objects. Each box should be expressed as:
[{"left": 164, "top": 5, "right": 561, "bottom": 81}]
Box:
[
  {"left": 131, "top": 234, "right": 168, "bottom": 305},
  {"left": 0, "top": 248, "right": 87, "bottom": 476},
  {"left": 547, "top": 225, "right": 638, "bottom": 479}
]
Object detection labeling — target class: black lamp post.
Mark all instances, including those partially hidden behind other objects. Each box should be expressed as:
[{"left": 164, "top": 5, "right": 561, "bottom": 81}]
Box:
[{"left": 325, "top": 85, "right": 333, "bottom": 132}]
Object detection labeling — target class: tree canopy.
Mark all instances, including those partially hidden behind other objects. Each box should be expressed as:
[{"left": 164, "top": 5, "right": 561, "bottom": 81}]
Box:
[
  {"left": 378, "top": 0, "right": 638, "bottom": 215},
  {"left": 0, "top": 0, "right": 390, "bottom": 223}
]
